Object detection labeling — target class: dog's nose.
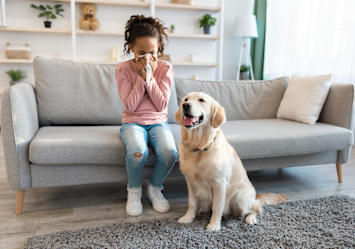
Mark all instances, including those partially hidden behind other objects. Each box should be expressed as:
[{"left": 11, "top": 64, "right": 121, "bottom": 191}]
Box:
[{"left": 183, "top": 103, "right": 191, "bottom": 111}]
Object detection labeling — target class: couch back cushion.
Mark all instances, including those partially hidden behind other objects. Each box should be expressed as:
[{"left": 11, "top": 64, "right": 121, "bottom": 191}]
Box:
[
  {"left": 174, "top": 77, "right": 289, "bottom": 121},
  {"left": 33, "top": 57, "right": 178, "bottom": 126}
]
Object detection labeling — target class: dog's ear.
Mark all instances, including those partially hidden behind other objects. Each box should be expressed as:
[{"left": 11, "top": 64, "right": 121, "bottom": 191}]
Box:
[
  {"left": 211, "top": 101, "right": 226, "bottom": 128},
  {"left": 175, "top": 103, "right": 183, "bottom": 125}
]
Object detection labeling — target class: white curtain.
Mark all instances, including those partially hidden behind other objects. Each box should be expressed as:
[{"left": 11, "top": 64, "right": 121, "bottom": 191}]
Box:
[{"left": 263, "top": 0, "right": 355, "bottom": 84}]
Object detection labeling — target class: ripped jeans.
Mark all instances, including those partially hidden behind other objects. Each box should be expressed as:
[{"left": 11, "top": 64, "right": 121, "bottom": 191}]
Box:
[{"left": 120, "top": 122, "right": 178, "bottom": 189}]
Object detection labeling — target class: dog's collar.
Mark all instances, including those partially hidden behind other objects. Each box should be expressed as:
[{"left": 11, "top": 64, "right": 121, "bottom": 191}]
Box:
[{"left": 193, "top": 134, "right": 217, "bottom": 152}]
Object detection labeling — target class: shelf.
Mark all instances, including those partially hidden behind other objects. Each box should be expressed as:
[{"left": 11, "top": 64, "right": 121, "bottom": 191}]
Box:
[
  {"left": 0, "top": 26, "right": 71, "bottom": 34},
  {"left": 169, "top": 33, "right": 219, "bottom": 40},
  {"left": 0, "top": 59, "right": 33, "bottom": 63},
  {"left": 171, "top": 62, "right": 219, "bottom": 67},
  {"left": 76, "top": 29, "right": 122, "bottom": 36},
  {"left": 19, "top": 0, "right": 219, "bottom": 11},
  {"left": 0, "top": 59, "right": 218, "bottom": 67},
  {"left": 75, "top": 0, "right": 150, "bottom": 8},
  {"left": 155, "top": 3, "right": 220, "bottom": 12},
  {"left": 19, "top": 0, "right": 151, "bottom": 8},
  {"left": 1, "top": 27, "right": 219, "bottom": 40}
]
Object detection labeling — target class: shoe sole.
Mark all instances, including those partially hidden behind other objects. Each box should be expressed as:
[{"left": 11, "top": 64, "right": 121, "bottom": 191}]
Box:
[
  {"left": 146, "top": 189, "right": 170, "bottom": 213},
  {"left": 126, "top": 206, "right": 142, "bottom": 216}
]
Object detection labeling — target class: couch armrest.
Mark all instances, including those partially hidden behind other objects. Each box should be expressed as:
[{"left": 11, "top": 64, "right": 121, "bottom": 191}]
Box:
[
  {"left": 319, "top": 83, "right": 355, "bottom": 163},
  {"left": 1, "top": 83, "right": 39, "bottom": 190}
]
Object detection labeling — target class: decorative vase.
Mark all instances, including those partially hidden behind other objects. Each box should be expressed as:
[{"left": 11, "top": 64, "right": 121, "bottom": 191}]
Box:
[
  {"left": 10, "top": 81, "right": 21, "bottom": 86},
  {"left": 44, "top": 21, "right": 51, "bottom": 28},
  {"left": 240, "top": 71, "right": 249, "bottom": 80},
  {"left": 203, "top": 25, "right": 211, "bottom": 34}
]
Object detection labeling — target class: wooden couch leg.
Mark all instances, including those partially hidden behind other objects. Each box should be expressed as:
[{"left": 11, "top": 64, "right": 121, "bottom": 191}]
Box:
[
  {"left": 336, "top": 163, "right": 343, "bottom": 183},
  {"left": 16, "top": 190, "right": 25, "bottom": 215}
]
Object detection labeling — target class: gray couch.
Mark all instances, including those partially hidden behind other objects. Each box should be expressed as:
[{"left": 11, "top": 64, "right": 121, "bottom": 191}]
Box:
[{"left": 2, "top": 57, "right": 354, "bottom": 215}]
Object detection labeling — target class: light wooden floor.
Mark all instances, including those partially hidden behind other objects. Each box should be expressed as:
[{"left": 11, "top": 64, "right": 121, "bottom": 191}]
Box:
[{"left": 1, "top": 136, "right": 355, "bottom": 249}]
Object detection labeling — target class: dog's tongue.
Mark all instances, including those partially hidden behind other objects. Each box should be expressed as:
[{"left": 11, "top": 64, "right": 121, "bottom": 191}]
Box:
[{"left": 183, "top": 115, "right": 199, "bottom": 126}]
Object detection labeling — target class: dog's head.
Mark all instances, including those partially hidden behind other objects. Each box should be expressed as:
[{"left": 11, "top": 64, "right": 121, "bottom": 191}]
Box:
[{"left": 175, "top": 92, "right": 226, "bottom": 130}]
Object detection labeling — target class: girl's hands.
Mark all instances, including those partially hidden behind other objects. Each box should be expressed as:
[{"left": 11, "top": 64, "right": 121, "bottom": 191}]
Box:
[
  {"left": 148, "top": 56, "right": 158, "bottom": 80},
  {"left": 135, "top": 56, "right": 147, "bottom": 81},
  {"left": 135, "top": 55, "right": 158, "bottom": 82}
]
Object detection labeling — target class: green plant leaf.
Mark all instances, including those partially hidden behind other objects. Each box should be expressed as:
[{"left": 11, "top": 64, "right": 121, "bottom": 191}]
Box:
[
  {"left": 50, "top": 13, "right": 56, "bottom": 19},
  {"left": 46, "top": 5, "right": 52, "bottom": 10},
  {"left": 39, "top": 5, "right": 46, "bottom": 11},
  {"left": 5, "top": 69, "right": 27, "bottom": 81},
  {"left": 54, "top": 4, "right": 62, "bottom": 9},
  {"left": 239, "top": 64, "right": 250, "bottom": 72},
  {"left": 199, "top": 14, "right": 216, "bottom": 28},
  {"left": 31, "top": 4, "right": 43, "bottom": 12},
  {"left": 38, "top": 13, "right": 45, "bottom": 17}
]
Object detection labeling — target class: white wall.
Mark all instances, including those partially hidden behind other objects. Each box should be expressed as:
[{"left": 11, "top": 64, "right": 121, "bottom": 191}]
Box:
[
  {"left": 0, "top": 0, "right": 253, "bottom": 88},
  {"left": 221, "top": 0, "right": 254, "bottom": 80}
]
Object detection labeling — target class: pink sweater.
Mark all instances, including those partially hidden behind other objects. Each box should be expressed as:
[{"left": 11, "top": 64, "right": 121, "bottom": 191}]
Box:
[{"left": 115, "top": 59, "right": 174, "bottom": 125}]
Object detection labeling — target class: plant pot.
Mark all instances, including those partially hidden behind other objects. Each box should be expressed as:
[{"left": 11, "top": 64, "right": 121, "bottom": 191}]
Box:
[
  {"left": 10, "top": 81, "right": 21, "bottom": 86},
  {"left": 240, "top": 71, "right": 249, "bottom": 80},
  {"left": 44, "top": 21, "right": 52, "bottom": 28},
  {"left": 203, "top": 25, "right": 211, "bottom": 34}
]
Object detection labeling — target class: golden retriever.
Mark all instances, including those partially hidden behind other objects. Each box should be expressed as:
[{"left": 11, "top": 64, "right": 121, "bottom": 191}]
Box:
[{"left": 175, "top": 92, "right": 289, "bottom": 231}]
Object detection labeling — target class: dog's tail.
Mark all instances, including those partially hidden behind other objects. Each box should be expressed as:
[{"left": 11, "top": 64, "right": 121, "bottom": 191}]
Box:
[{"left": 256, "top": 193, "right": 289, "bottom": 206}]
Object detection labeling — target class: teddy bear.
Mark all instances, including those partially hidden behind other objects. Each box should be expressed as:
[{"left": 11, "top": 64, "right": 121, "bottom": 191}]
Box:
[{"left": 79, "top": 3, "right": 100, "bottom": 31}]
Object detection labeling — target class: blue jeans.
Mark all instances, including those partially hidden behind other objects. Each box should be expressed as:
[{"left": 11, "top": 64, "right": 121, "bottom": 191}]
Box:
[{"left": 120, "top": 122, "right": 178, "bottom": 189}]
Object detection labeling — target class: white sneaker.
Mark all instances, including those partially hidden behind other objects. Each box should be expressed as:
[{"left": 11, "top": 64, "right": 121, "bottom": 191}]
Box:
[
  {"left": 146, "top": 182, "right": 170, "bottom": 213},
  {"left": 126, "top": 185, "right": 143, "bottom": 216}
]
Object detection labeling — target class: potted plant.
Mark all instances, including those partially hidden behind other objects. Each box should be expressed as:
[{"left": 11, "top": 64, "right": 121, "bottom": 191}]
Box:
[
  {"left": 30, "top": 4, "right": 64, "bottom": 28},
  {"left": 199, "top": 14, "right": 216, "bottom": 35},
  {"left": 170, "top": 24, "right": 175, "bottom": 34},
  {"left": 238, "top": 64, "right": 250, "bottom": 80},
  {"left": 5, "top": 69, "right": 27, "bottom": 86}
]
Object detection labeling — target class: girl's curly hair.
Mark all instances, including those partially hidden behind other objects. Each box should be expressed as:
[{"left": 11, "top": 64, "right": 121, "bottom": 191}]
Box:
[{"left": 123, "top": 15, "right": 169, "bottom": 57}]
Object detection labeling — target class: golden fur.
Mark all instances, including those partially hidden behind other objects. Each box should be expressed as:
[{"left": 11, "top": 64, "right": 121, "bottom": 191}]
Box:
[{"left": 175, "top": 92, "right": 289, "bottom": 231}]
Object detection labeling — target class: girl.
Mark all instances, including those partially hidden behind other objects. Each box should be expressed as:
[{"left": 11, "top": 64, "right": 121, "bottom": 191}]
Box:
[{"left": 115, "top": 15, "right": 178, "bottom": 217}]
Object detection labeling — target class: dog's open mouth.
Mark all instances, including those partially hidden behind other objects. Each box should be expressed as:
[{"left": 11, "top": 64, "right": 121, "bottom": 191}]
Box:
[{"left": 183, "top": 114, "right": 203, "bottom": 128}]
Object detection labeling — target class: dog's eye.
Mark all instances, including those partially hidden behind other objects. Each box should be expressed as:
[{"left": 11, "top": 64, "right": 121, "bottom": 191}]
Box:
[
  {"left": 199, "top": 99, "right": 205, "bottom": 102},
  {"left": 185, "top": 98, "right": 188, "bottom": 102}
]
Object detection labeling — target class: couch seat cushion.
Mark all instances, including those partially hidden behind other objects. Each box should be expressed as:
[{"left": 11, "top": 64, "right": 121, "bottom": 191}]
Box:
[
  {"left": 29, "top": 119, "right": 353, "bottom": 166},
  {"left": 29, "top": 125, "right": 181, "bottom": 166},
  {"left": 221, "top": 119, "right": 353, "bottom": 159}
]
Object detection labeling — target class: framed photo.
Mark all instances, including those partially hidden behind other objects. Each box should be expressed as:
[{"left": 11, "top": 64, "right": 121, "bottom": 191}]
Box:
[{"left": 0, "top": 0, "right": 7, "bottom": 27}]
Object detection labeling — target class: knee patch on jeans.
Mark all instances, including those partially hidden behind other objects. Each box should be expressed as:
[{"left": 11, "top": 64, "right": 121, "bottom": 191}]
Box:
[{"left": 132, "top": 152, "right": 143, "bottom": 162}]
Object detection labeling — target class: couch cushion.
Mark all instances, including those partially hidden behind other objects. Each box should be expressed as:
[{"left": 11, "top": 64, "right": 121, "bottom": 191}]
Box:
[
  {"left": 221, "top": 119, "right": 353, "bottom": 159},
  {"left": 29, "top": 119, "right": 352, "bottom": 166},
  {"left": 29, "top": 125, "right": 181, "bottom": 166},
  {"left": 33, "top": 57, "right": 178, "bottom": 126},
  {"left": 174, "top": 77, "right": 289, "bottom": 121}
]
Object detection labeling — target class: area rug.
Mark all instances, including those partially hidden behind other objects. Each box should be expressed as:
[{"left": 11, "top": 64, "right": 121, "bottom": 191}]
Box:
[{"left": 24, "top": 195, "right": 355, "bottom": 249}]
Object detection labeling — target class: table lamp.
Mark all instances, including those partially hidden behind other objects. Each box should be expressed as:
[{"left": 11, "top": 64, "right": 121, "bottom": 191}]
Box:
[{"left": 233, "top": 15, "right": 258, "bottom": 81}]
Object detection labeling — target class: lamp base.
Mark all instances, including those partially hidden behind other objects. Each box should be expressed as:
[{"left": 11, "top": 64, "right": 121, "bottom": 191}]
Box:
[{"left": 236, "top": 41, "right": 254, "bottom": 81}]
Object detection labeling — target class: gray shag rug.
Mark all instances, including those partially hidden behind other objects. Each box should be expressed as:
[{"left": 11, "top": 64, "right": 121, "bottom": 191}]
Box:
[{"left": 24, "top": 195, "right": 355, "bottom": 249}]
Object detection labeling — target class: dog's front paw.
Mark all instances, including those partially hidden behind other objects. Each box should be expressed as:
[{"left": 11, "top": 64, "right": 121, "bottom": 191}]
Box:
[
  {"left": 178, "top": 215, "right": 194, "bottom": 224},
  {"left": 207, "top": 223, "right": 221, "bottom": 231},
  {"left": 245, "top": 214, "right": 258, "bottom": 225}
]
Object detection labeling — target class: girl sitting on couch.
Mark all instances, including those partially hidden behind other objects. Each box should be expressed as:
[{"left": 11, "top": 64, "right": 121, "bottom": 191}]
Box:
[{"left": 115, "top": 15, "right": 178, "bottom": 217}]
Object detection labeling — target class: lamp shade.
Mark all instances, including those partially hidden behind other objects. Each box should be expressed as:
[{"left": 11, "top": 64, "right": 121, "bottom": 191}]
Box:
[{"left": 233, "top": 15, "right": 258, "bottom": 38}]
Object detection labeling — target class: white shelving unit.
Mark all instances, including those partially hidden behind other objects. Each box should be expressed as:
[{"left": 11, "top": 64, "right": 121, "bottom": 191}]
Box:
[{"left": 1, "top": 0, "right": 225, "bottom": 79}]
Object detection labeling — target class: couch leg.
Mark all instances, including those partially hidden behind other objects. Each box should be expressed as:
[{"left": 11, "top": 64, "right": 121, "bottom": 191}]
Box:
[
  {"left": 336, "top": 163, "right": 343, "bottom": 183},
  {"left": 16, "top": 190, "right": 25, "bottom": 215}
]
